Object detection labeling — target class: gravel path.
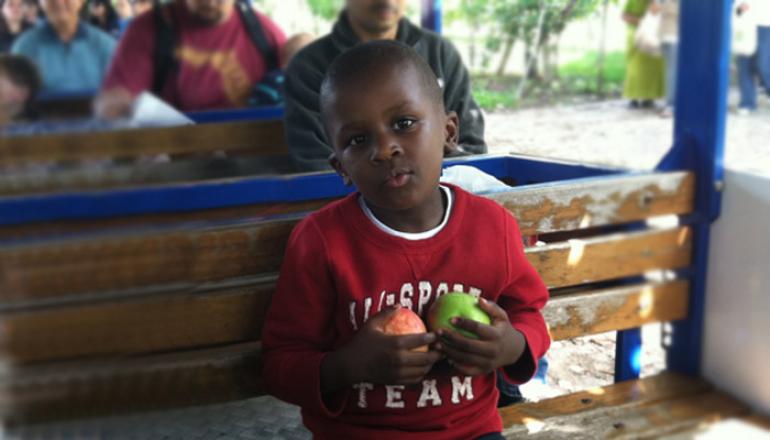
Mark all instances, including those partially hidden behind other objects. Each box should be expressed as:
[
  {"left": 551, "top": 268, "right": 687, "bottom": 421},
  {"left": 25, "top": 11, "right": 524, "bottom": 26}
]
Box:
[{"left": 485, "top": 96, "right": 770, "bottom": 175}]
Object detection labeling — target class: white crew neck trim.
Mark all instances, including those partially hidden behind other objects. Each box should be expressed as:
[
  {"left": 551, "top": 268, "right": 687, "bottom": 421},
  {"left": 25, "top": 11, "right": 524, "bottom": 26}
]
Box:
[{"left": 358, "top": 185, "right": 453, "bottom": 240}]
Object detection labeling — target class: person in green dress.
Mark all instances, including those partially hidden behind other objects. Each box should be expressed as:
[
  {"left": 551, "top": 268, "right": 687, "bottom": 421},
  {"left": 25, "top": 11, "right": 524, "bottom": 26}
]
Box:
[{"left": 623, "top": 0, "right": 665, "bottom": 108}]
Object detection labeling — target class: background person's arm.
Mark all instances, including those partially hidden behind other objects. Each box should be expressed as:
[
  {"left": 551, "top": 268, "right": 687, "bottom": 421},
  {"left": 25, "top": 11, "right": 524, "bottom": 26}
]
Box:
[
  {"left": 283, "top": 55, "right": 335, "bottom": 171},
  {"left": 95, "top": 13, "right": 156, "bottom": 119},
  {"left": 440, "top": 39, "right": 487, "bottom": 154}
]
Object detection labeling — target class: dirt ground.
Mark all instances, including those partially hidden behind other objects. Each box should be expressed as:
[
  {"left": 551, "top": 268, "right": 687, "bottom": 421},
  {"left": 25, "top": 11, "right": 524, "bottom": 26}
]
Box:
[
  {"left": 485, "top": 95, "right": 770, "bottom": 175},
  {"left": 484, "top": 95, "right": 770, "bottom": 400}
]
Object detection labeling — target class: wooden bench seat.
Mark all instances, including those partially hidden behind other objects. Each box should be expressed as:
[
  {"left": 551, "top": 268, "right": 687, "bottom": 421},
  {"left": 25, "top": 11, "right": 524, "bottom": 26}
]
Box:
[
  {"left": 0, "top": 119, "right": 289, "bottom": 196},
  {"left": 1, "top": 168, "right": 766, "bottom": 437},
  {"left": 501, "top": 372, "right": 753, "bottom": 439}
]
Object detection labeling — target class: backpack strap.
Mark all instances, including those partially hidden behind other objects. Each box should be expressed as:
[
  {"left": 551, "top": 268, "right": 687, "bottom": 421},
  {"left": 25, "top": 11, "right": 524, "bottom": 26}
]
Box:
[
  {"left": 151, "top": 0, "right": 177, "bottom": 96},
  {"left": 235, "top": 0, "right": 279, "bottom": 71}
]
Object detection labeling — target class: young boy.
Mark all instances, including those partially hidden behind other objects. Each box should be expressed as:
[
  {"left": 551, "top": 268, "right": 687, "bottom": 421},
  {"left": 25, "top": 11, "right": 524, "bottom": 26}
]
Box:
[{"left": 262, "top": 41, "right": 550, "bottom": 439}]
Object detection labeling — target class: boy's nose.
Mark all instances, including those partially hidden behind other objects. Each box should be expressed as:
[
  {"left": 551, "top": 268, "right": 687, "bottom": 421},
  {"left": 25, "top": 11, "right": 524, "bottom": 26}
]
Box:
[{"left": 370, "top": 134, "right": 402, "bottom": 162}]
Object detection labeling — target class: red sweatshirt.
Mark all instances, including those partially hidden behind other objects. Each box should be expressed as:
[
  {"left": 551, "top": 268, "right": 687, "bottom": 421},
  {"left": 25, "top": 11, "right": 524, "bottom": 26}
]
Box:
[{"left": 262, "top": 185, "right": 550, "bottom": 439}]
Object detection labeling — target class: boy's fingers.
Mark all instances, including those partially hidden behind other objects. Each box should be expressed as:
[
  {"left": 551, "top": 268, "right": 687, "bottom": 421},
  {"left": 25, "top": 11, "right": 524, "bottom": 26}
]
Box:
[
  {"left": 398, "top": 348, "right": 442, "bottom": 366},
  {"left": 478, "top": 298, "right": 509, "bottom": 323},
  {"left": 450, "top": 318, "right": 499, "bottom": 342},
  {"left": 439, "top": 330, "right": 496, "bottom": 358},
  {"left": 397, "top": 332, "right": 437, "bottom": 350},
  {"left": 442, "top": 345, "right": 491, "bottom": 373}
]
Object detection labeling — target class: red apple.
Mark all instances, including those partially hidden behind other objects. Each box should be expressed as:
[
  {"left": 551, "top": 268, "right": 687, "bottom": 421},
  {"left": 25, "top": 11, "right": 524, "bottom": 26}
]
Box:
[
  {"left": 427, "top": 292, "right": 491, "bottom": 339},
  {"left": 381, "top": 307, "right": 428, "bottom": 352}
]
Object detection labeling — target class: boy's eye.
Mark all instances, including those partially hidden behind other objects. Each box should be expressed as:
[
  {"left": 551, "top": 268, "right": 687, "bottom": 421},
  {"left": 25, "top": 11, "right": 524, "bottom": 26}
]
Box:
[
  {"left": 347, "top": 134, "right": 367, "bottom": 147},
  {"left": 393, "top": 118, "right": 416, "bottom": 131}
]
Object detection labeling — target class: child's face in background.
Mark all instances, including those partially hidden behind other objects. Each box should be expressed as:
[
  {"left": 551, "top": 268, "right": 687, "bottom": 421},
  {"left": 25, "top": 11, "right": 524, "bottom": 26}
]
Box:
[
  {"left": 2, "top": 0, "right": 25, "bottom": 25},
  {"left": 327, "top": 63, "right": 458, "bottom": 217},
  {"left": 0, "top": 72, "right": 30, "bottom": 124}
]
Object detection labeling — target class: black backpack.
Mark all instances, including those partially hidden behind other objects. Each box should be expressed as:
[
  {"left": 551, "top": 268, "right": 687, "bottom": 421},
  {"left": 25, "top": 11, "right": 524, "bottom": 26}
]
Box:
[{"left": 151, "top": 0, "right": 283, "bottom": 106}]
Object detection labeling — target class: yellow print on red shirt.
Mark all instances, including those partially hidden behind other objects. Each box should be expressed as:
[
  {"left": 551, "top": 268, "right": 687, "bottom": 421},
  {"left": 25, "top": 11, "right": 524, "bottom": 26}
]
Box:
[{"left": 177, "top": 46, "right": 252, "bottom": 105}]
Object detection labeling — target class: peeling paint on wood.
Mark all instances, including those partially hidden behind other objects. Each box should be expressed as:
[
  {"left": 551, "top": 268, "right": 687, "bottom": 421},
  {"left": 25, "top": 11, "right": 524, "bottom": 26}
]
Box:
[
  {"left": 489, "top": 172, "right": 695, "bottom": 235},
  {"left": 527, "top": 227, "right": 693, "bottom": 288},
  {"left": 543, "top": 280, "right": 690, "bottom": 341}
]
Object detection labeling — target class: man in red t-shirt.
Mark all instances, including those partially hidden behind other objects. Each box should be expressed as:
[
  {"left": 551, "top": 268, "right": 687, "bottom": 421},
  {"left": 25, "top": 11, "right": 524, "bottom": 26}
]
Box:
[{"left": 95, "top": 0, "right": 286, "bottom": 117}]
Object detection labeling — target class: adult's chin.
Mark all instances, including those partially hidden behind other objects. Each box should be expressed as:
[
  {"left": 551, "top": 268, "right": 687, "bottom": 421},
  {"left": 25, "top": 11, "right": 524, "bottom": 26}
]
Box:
[{"left": 192, "top": 10, "right": 222, "bottom": 24}]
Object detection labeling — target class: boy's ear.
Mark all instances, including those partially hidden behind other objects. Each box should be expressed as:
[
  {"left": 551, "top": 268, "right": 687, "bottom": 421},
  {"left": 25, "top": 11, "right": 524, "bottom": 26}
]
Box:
[
  {"left": 443, "top": 111, "right": 460, "bottom": 155},
  {"left": 329, "top": 153, "right": 352, "bottom": 186}
]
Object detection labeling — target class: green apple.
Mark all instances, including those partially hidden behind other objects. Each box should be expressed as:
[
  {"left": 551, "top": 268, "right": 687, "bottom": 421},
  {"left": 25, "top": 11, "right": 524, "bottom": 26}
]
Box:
[{"left": 427, "top": 292, "right": 491, "bottom": 339}]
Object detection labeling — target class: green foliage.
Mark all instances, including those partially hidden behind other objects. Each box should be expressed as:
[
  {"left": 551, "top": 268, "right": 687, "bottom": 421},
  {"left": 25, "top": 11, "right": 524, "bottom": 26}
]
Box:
[
  {"left": 559, "top": 50, "right": 626, "bottom": 86},
  {"left": 471, "top": 76, "right": 520, "bottom": 110},
  {"left": 305, "top": 0, "right": 342, "bottom": 21},
  {"left": 471, "top": 50, "right": 626, "bottom": 110},
  {"left": 489, "top": 0, "right": 602, "bottom": 44}
]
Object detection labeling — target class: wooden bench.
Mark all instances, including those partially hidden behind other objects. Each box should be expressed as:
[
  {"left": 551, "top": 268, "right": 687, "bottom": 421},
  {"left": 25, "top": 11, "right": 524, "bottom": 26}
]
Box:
[
  {"left": 0, "top": 117, "right": 290, "bottom": 196},
  {"left": 1, "top": 157, "right": 763, "bottom": 437}
]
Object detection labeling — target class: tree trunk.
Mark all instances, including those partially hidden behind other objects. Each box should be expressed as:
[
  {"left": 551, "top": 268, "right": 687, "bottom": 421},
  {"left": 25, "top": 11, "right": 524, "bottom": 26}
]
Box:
[
  {"left": 538, "top": 30, "right": 551, "bottom": 81},
  {"left": 515, "top": 1, "right": 548, "bottom": 100},
  {"left": 495, "top": 35, "right": 516, "bottom": 76},
  {"left": 596, "top": 0, "right": 610, "bottom": 96},
  {"left": 469, "top": 20, "right": 477, "bottom": 69}
]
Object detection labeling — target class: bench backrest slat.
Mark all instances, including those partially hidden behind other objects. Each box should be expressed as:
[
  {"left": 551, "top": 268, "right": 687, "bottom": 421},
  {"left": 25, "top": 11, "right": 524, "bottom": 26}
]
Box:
[{"left": 0, "top": 121, "right": 287, "bottom": 165}]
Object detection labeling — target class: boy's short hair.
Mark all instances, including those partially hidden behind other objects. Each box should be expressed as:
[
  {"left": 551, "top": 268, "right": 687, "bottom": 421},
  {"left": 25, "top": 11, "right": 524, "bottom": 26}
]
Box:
[
  {"left": 0, "top": 54, "right": 42, "bottom": 101},
  {"left": 319, "top": 40, "right": 445, "bottom": 130}
]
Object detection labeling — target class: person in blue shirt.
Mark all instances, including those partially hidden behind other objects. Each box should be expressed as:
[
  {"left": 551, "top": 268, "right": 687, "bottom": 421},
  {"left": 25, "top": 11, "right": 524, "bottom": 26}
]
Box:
[{"left": 10, "top": 0, "right": 115, "bottom": 94}]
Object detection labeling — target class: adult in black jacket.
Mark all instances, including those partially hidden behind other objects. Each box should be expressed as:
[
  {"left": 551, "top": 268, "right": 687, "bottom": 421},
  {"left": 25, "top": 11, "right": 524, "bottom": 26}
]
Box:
[{"left": 284, "top": 0, "right": 486, "bottom": 172}]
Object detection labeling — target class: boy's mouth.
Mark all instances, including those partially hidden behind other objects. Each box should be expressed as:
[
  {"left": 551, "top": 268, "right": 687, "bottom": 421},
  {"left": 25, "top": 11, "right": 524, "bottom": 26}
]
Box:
[{"left": 385, "top": 170, "right": 412, "bottom": 188}]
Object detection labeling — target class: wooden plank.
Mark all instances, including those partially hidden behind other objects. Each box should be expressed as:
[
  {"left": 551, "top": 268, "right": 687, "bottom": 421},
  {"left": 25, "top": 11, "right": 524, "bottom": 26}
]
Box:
[
  {"left": 500, "top": 373, "right": 750, "bottom": 439},
  {"left": 0, "top": 284, "right": 272, "bottom": 363},
  {"left": 0, "top": 220, "right": 297, "bottom": 304},
  {"left": 500, "top": 372, "right": 710, "bottom": 428},
  {"left": 0, "top": 342, "right": 262, "bottom": 425},
  {"left": 0, "top": 279, "right": 686, "bottom": 364},
  {"left": 544, "top": 281, "right": 690, "bottom": 341},
  {"left": 528, "top": 227, "right": 692, "bottom": 288},
  {"left": 489, "top": 171, "right": 695, "bottom": 235},
  {"left": 0, "top": 120, "right": 287, "bottom": 164},
  {"left": 0, "top": 199, "right": 329, "bottom": 241},
  {"left": 656, "top": 414, "right": 770, "bottom": 439},
  {"left": 0, "top": 223, "right": 692, "bottom": 306}
]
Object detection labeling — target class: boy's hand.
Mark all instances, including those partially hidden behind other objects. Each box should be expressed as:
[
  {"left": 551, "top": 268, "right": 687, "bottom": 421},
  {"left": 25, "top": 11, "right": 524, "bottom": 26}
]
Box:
[
  {"left": 435, "top": 298, "right": 526, "bottom": 377},
  {"left": 323, "top": 306, "right": 441, "bottom": 392}
]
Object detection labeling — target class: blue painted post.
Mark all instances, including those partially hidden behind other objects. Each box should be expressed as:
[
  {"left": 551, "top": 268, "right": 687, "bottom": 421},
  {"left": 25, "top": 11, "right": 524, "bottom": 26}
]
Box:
[
  {"left": 615, "top": 329, "right": 643, "bottom": 382},
  {"left": 658, "top": 0, "right": 731, "bottom": 376},
  {"left": 421, "top": 0, "right": 442, "bottom": 33}
]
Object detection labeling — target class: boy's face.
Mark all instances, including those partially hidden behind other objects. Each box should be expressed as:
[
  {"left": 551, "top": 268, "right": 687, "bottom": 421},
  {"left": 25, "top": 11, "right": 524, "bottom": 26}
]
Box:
[{"left": 327, "top": 63, "right": 458, "bottom": 214}]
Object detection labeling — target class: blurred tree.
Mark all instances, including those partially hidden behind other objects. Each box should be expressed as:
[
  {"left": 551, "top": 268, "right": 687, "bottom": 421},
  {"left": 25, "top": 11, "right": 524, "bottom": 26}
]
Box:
[
  {"left": 446, "top": 0, "right": 493, "bottom": 69},
  {"left": 305, "top": 0, "right": 342, "bottom": 32},
  {"left": 306, "top": 0, "right": 340, "bottom": 20},
  {"left": 448, "top": 0, "right": 603, "bottom": 79}
]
